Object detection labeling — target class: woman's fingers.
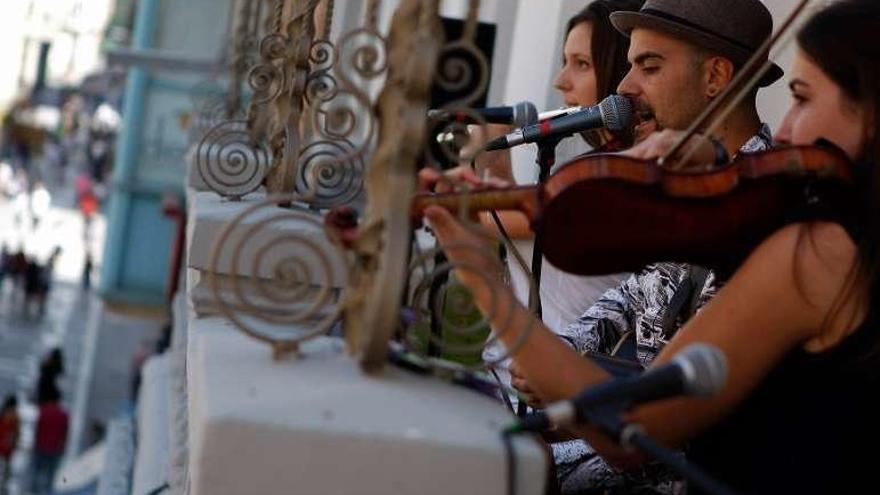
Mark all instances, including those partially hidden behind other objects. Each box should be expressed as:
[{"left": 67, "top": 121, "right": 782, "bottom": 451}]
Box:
[
  {"left": 510, "top": 364, "right": 545, "bottom": 408},
  {"left": 418, "top": 165, "right": 511, "bottom": 194},
  {"left": 424, "top": 205, "right": 507, "bottom": 302}
]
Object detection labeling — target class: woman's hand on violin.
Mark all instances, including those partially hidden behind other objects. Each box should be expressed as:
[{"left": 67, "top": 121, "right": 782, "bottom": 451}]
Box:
[
  {"left": 464, "top": 124, "right": 517, "bottom": 182},
  {"left": 423, "top": 205, "right": 510, "bottom": 311},
  {"left": 509, "top": 360, "right": 545, "bottom": 408},
  {"left": 417, "top": 165, "right": 511, "bottom": 194},
  {"left": 622, "top": 130, "right": 719, "bottom": 169}
]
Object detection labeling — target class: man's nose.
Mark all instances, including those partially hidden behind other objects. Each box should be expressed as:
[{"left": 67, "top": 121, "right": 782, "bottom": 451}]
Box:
[{"left": 616, "top": 68, "right": 638, "bottom": 97}]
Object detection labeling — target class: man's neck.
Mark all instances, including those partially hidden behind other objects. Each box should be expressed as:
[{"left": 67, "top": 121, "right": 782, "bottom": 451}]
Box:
[{"left": 710, "top": 104, "right": 763, "bottom": 155}]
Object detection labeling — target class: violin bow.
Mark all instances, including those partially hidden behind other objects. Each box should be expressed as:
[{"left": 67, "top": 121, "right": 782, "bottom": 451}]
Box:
[{"left": 658, "top": 0, "right": 812, "bottom": 170}]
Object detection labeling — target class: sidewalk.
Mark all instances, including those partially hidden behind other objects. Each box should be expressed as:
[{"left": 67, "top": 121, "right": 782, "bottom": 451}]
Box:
[{"left": 0, "top": 184, "right": 164, "bottom": 494}]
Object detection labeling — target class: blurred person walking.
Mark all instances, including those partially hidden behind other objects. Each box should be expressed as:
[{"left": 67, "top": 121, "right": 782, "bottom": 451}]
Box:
[
  {"left": 36, "top": 349, "right": 64, "bottom": 401},
  {"left": 0, "top": 395, "right": 19, "bottom": 495},
  {"left": 0, "top": 246, "right": 8, "bottom": 289},
  {"left": 10, "top": 171, "right": 29, "bottom": 230},
  {"left": 29, "top": 182, "right": 50, "bottom": 231},
  {"left": 31, "top": 385, "right": 67, "bottom": 495}
]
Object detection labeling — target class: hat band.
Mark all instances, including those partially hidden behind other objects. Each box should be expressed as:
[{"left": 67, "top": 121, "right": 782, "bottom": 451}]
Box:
[{"left": 639, "top": 8, "right": 756, "bottom": 54}]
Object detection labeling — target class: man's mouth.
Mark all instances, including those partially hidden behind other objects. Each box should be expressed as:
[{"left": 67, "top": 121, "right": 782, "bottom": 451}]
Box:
[{"left": 631, "top": 109, "right": 656, "bottom": 141}]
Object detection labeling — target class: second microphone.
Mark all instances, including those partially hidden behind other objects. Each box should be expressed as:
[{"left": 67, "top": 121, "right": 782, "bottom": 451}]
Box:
[{"left": 485, "top": 95, "right": 634, "bottom": 151}]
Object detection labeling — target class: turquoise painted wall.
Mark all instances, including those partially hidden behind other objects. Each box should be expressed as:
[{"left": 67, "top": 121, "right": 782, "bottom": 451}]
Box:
[{"left": 99, "top": 0, "right": 232, "bottom": 305}]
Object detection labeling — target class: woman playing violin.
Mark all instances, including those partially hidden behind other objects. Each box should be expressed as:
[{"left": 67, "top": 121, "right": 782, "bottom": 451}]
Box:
[
  {"left": 445, "top": 0, "right": 643, "bottom": 338},
  {"left": 423, "top": 0, "right": 880, "bottom": 492}
]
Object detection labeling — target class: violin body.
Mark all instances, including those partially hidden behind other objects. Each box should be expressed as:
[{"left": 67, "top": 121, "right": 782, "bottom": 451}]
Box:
[{"left": 414, "top": 145, "right": 855, "bottom": 277}]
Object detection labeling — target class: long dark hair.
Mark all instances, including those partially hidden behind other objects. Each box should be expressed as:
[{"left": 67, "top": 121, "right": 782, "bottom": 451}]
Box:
[
  {"left": 564, "top": 0, "right": 644, "bottom": 102},
  {"left": 565, "top": 0, "right": 644, "bottom": 148},
  {"left": 797, "top": 0, "right": 880, "bottom": 355}
]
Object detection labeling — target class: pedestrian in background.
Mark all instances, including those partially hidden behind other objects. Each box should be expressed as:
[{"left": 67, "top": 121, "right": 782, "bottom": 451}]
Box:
[
  {"left": 0, "top": 395, "right": 19, "bottom": 494},
  {"left": 31, "top": 384, "right": 67, "bottom": 495},
  {"left": 36, "top": 349, "right": 64, "bottom": 401}
]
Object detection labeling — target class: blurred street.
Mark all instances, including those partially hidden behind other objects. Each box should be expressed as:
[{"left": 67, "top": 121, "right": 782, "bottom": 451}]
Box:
[
  {"left": 0, "top": 174, "right": 104, "bottom": 494},
  {"left": 0, "top": 174, "right": 162, "bottom": 494}
]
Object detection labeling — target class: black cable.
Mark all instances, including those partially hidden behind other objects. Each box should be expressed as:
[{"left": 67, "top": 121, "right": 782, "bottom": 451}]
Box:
[
  {"left": 490, "top": 367, "right": 517, "bottom": 415},
  {"left": 625, "top": 431, "right": 740, "bottom": 495},
  {"left": 145, "top": 482, "right": 170, "bottom": 495},
  {"left": 586, "top": 406, "right": 741, "bottom": 495},
  {"left": 501, "top": 430, "right": 517, "bottom": 495}
]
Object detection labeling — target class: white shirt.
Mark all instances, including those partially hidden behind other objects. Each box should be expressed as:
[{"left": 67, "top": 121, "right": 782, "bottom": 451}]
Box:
[{"left": 483, "top": 134, "right": 629, "bottom": 383}]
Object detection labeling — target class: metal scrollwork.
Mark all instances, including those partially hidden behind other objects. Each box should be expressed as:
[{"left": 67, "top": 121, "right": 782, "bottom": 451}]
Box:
[
  {"left": 196, "top": 120, "right": 271, "bottom": 199},
  {"left": 295, "top": 139, "right": 364, "bottom": 209},
  {"left": 248, "top": 33, "right": 289, "bottom": 107},
  {"left": 403, "top": 241, "right": 533, "bottom": 370},
  {"left": 290, "top": 0, "right": 388, "bottom": 208},
  {"left": 208, "top": 196, "right": 347, "bottom": 358},
  {"left": 341, "top": 0, "right": 445, "bottom": 371},
  {"left": 260, "top": 0, "right": 321, "bottom": 195},
  {"left": 189, "top": 82, "right": 233, "bottom": 143},
  {"left": 428, "top": 0, "right": 491, "bottom": 166},
  {"left": 304, "top": 40, "right": 339, "bottom": 105}
]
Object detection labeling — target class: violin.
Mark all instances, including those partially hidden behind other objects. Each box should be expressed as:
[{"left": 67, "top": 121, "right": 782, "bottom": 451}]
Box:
[{"left": 412, "top": 144, "right": 855, "bottom": 277}]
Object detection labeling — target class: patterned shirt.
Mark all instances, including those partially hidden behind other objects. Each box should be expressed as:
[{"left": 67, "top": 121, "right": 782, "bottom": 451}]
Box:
[{"left": 552, "top": 124, "right": 773, "bottom": 494}]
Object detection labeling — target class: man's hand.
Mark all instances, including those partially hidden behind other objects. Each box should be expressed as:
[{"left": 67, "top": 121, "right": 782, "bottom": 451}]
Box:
[
  {"left": 509, "top": 360, "right": 545, "bottom": 408},
  {"left": 622, "top": 129, "right": 720, "bottom": 169}
]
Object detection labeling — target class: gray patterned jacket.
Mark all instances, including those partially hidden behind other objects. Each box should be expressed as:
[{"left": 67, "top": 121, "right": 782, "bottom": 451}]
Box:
[{"left": 550, "top": 124, "right": 773, "bottom": 495}]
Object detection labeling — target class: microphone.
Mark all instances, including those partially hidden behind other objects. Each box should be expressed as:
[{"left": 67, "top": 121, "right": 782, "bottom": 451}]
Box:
[
  {"left": 485, "top": 95, "right": 633, "bottom": 151},
  {"left": 432, "top": 106, "right": 585, "bottom": 147},
  {"left": 428, "top": 101, "right": 539, "bottom": 128},
  {"left": 537, "top": 106, "right": 585, "bottom": 121},
  {"left": 513, "top": 343, "right": 728, "bottom": 433}
]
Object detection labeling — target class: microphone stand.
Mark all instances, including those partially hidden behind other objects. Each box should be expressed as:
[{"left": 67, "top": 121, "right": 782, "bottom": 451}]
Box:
[
  {"left": 517, "top": 136, "right": 561, "bottom": 418},
  {"left": 526, "top": 136, "right": 562, "bottom": 320},
  {"left": 584, "top": 405, "right": 740, "bottom": 495}
]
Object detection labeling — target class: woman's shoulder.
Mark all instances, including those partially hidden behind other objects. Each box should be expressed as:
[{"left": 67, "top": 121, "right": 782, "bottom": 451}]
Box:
[
  {"left": 764, "top": 221, "right": 856, "bottom": 266},
  {"left": 741, "top": 222, "right": 862, "bottom": 346}
]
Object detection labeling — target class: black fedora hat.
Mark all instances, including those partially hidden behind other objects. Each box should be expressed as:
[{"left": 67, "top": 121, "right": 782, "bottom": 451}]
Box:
[{"left": 611, "top": 0, "right": 783, "bottom": 87}]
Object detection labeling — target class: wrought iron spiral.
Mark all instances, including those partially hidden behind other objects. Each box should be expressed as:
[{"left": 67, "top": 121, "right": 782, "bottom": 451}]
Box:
[
  {"left": 305, "top": 40, "right": 339, "bottom": 105},
  {"left": 305, "top": 69, "right": 339, "bottom": 107},
  {"left": 295, "top": 139, "right": 364, "bottom": 209},
  {"left": 247, "top": 33, "right": 289, "bottom": 105},
  {"left": 208, "top": 197, "right": 348, "bottom": 349},
  {"left": 336, "top": 27, "right": 388, "bottom": 90},
  {"left": 197, "top": 119, "right": 270, "bottom": 199},
  {"left": 427, "top": 105, "right": 489, "bottom": 166},
  {"left": 189, "top": 82, "right": 234, "bottom": 140},
  {"left": 435, "top": 39, "right": 490, "bottom": 108},
  {"left": 404, "top": 241, "right": 535, "bottom": 370}
]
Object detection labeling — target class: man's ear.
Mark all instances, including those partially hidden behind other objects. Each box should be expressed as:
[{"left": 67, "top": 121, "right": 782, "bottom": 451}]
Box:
[{"left": 705, "top": 56, "right": 736, "bottom": 98}]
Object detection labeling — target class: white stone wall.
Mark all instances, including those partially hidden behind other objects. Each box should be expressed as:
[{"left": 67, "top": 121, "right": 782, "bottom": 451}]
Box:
[{"left": 0, "top": 0, "right": 115, "bottom": 111}]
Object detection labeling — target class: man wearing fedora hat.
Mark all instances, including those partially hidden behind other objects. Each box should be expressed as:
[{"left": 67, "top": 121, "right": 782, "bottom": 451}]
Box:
[
  {"left": 612, "top": 0, "right": 782, "bottom": 148},
  {"left": 541, "top": 0, "right": 781, "bottom": 493}
]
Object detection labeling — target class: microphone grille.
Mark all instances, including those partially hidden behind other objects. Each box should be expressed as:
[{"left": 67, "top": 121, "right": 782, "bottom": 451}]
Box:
[
  {"left": 512, "top": 101, "right": 539, "bottom": 127},
  {"left": 673, "top": 343, "right": 728, "bottom": 398},
  {"left": 599, "top": 95, "right": 634, "bottom": 132}
]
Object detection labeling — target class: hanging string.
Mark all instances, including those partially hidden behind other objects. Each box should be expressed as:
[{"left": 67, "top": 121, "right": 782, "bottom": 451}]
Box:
[
  {"left": 321, "top": 0, "right": 334, "bottom": 40},
  {"left": 272, "top": 0, "right": 284, "bottom": 34},
  {"left": 463, "top": 0, "right": 480, "bottom": 40},
  {"left": 366, "top": 0, "right": 381, "bottom": 30}
]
